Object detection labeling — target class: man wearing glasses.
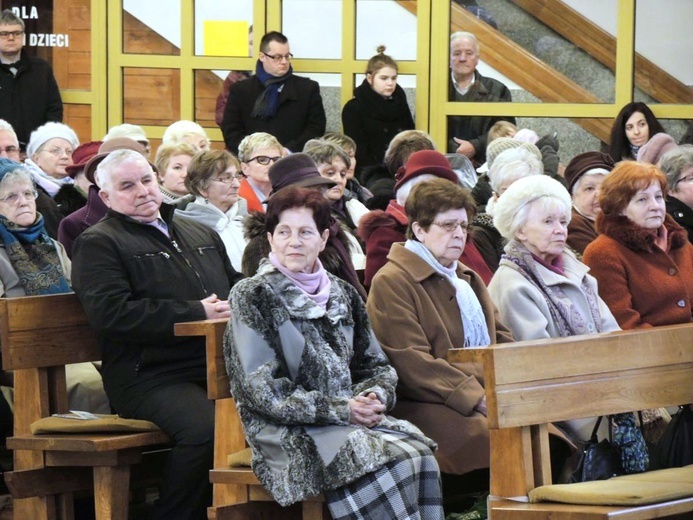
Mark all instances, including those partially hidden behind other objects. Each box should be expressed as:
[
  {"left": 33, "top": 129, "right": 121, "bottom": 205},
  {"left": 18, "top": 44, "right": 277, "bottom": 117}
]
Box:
[
  {"left": 0, "top": 9, "right": 63, "bottom": 152},
  {"left": 221, "top": 31, "right": 326, "bottom": 155}
]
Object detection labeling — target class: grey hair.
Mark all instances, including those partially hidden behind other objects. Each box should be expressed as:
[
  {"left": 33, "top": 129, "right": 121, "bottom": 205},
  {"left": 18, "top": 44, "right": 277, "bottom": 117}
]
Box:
[
  {"left": 658, "top": 144, "right": 693, "bottom": 192},
  {"left": 0, "top": 119, "right": 18, "bottom": 145},
  {"left": 96, "top": 149, "right": 151, "bottom": 192},
  {"left": 0, "top": 167, "right": 34, "bottom": 193},
  {"left": 571, "top": 169, "right": 610, "bottom": 196},
  {"left": 488, "top": 148, "right": 543, "bottom": 193},
  {"left": 0, "top": 9, "right": 24, "bottom": 30},
  {"left": 395, "top": 174, "right": 437, "bottom": 207},
  {"left": 237, "top": 132, "right": 283, "bottom": 163},
  {"left": 493, "top": 175, "right": 572, "bottom": 240},
  {"left": 450, "top": 31, "right": 479, "bottom": 51},
  {"left": 303, "top": 139, "right": 351, "bottom": 169}
]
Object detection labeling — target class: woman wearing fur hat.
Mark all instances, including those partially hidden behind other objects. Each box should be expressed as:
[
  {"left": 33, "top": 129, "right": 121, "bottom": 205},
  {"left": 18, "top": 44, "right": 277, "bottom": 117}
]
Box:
[
  {"left": 584, "top": 161, "right": 693, "bottom": 329},
  {"left": 564, "top": 151, "right": 614, "bottom": 254}
]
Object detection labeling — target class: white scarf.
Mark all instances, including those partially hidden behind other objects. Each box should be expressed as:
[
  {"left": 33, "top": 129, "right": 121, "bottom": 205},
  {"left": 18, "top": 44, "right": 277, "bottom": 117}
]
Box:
[
  {"left": 24, "top": 158, "right": 73, "bottom": 197},
  {"left": 405, "top": 239, "right": 490, "bottom": 347}
]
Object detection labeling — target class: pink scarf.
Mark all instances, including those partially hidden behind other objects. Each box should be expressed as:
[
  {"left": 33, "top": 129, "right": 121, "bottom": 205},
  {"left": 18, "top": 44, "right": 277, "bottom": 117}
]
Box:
[{"left": 269, "top": 252, "right": 331, "bottom": 309}]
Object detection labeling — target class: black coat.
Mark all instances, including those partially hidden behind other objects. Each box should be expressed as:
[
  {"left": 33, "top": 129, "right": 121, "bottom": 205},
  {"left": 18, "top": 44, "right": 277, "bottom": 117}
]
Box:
[
  {"left": 667, "top": 195, "right": 693, "bottom": 243},
  {"left": 221, "top": 74, "right": 326, "bottom": 154},
  {"left": 72, "top": 203, "right": 242, "bottom": 400},
  {"left": 342, "top": 80, "right": 414, "bottom": 179},
  {"left": 447, "top": 70, "right": 515, "bottom": 162},
  {"left": 0, "top": 50, "right": 63, "bottom": 148}
]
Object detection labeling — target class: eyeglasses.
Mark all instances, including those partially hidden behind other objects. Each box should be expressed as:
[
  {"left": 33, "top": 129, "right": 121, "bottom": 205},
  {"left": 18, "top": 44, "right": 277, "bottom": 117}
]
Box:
[
  {"left": 262, "top": 52, "right": 293, "bottom": 62},
  {"left": 432, "top": 220, "right": 473, "bottom": 233},
  {"left": 0, "top": 189, "right": 38, "bottom": 205},
  {"left": 41, "top": 147, "right": 73, "bottom": 157},
  {"left": 0, "top": 31, "right": 24, "bottom": 40},
  {"left": 676, "top": 175, "right": 693, "bottom": 186},
  {"left": 246, "top": 155, "right": 282, "bottom": 166},
  {"left": 212, "top": 172, "right": 245, "bottom": 184},
  {"left": 0, "top": 146, "right": 18, "bottom": 155}
]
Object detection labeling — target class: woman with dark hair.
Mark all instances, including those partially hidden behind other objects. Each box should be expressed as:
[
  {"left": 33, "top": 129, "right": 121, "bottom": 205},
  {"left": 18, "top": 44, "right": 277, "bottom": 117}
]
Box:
[
  {"left": 609, "top": 102, "right": 665, "bottom": 161},
  {"left": 176, "top": 149, "right": 248, "bottom": 271},
  {"left": 224, "top": 186, "right": 443, "bottom": 518},
  {"left": 368, "top": 178, "right": 513, "bottom": 479},
  {"left": 584, "top": 161, "right": 693, "bottom": 329},
  {"left": 342, "top": 46, "right": 414, "bottom": 179}
]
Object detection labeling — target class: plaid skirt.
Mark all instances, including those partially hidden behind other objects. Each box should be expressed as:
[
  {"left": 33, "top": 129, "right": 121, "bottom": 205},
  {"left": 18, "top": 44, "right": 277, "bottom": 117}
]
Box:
[{"left": 325, "top": 432, "right": 444, "bottom": 520}]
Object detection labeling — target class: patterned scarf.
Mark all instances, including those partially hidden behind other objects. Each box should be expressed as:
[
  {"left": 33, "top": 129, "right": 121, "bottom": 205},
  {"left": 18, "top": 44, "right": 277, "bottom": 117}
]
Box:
[
  {"left": 502, "top": 239, "right": 603, "bottom": 337},
  {"left": 269, "top": 252, "right": 331, "bottom": 309},
  {"left": 251, "top": 61, "right": 293, "bottom": 120},
  {"left": 405, "top": 239, "right": 490, "bottom": 347},
  {"left": 0, "top": 214, "right": 71, "bottom": 295}
]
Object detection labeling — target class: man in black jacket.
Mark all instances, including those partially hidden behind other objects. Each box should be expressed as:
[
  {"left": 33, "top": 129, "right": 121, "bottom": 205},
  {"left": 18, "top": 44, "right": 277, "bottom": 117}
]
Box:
[
  {"left": 72, "top": 149, "right": 242, "bottom": 520},
  {"left": 0, "top": 10, "right": 62, "bottom": 151},
  {"left": 220, "top": 31, "right": 326, "bottom": 154},
  {"left": 447, "top": 31, "right": 515, "bottom": 165}
]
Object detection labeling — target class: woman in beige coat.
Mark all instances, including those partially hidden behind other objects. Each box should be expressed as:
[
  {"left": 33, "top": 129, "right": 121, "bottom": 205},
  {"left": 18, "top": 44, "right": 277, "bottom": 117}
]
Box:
[{"left": 367, "top": 178, "right": 513, "bottom": 478}]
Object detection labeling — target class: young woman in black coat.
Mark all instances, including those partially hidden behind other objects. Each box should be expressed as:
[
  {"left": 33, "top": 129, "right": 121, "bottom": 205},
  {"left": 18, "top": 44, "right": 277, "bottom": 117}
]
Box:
[{"left": 342, "top": 46, "right": 414, "bottom": 181}]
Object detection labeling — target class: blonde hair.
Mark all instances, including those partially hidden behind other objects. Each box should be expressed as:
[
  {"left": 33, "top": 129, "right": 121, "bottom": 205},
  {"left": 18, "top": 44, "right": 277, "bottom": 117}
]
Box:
[
  {"left": 237, "top": 132, "right": 283, "bottom": 163},
  {"left": 488, "top": 121, "right": 518, "bottom": 143},
  {"left": 154, "top": 142, "right": 197, "bottom": 178},
  {"left": 365, "top": 45, "right": 398, "bottom": 76}
]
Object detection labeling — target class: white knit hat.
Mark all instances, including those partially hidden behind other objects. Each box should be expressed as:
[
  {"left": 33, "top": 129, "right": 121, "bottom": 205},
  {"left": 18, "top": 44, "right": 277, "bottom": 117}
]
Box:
[{"left": 27, "top": 122, "right": 80, "bottom": 157}]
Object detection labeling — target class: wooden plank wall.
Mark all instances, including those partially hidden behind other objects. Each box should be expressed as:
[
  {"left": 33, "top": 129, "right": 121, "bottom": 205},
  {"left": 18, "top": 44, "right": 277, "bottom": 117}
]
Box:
[{"left": 51, "top": 5, "right": 224, "bottom": 144}]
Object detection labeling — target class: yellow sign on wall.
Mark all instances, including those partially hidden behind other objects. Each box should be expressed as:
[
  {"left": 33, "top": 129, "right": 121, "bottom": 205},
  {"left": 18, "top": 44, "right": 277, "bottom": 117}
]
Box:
[{"left": 203, "top": 21, "right": 249, "bottom": 57}]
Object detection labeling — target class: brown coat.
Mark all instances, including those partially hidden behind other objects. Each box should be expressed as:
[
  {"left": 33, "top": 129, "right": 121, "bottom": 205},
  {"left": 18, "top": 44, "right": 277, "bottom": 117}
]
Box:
[
  {"left": 584, "top": 213, "right": 693, "bottom": 330},
  {"left": 567, "top": 207, "right": 598, "bottom": 255},
  {"left": 367, "top": 243, "right": 513, "bottom": 474}
]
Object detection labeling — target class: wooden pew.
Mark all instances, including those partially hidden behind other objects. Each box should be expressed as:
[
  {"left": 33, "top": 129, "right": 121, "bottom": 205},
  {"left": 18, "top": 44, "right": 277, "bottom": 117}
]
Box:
[
  {"left": 448, "top": 323, "right": 693, "bottom": 520},
  {"left": 0, "top": 294, "right": 170, "bottom": 520},
  {"left": 175, "top": 319, "right": 326, "bottom": 520}
]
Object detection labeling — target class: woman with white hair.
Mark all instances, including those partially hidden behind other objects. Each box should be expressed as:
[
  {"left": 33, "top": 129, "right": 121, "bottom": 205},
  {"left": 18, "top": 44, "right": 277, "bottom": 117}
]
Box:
[
  {"left": 488, "top": 175, "right": 619, "bottom": 342},
  {"left": 471, "top": 146, "right": 542, "bottom": 271},
  {"left": 162, "top": 120, "right": 211, "bottom": 151}
]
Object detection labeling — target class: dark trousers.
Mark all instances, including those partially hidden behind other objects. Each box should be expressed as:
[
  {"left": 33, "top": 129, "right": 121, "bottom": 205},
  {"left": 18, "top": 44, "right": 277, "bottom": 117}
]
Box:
[{"left": 112, "top": 377, "right": 214, "bottom": 520}]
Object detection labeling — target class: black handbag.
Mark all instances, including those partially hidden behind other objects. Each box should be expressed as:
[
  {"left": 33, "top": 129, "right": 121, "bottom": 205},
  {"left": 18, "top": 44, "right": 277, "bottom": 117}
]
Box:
[
  {"left": 569, "top": 416, "right": 623, "bottom": 483},
  {"left": 650, "top": 405, "right": 693, "bottom": 470}
]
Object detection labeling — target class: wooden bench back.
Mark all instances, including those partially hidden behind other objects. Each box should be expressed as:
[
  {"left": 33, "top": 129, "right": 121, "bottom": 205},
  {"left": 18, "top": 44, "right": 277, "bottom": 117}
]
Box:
[
  {"left": 449, "top": 323, "right": 693, "bottom": 498},
  {"left": 0, "top": 293, "right": 100, "bottom": 371}
]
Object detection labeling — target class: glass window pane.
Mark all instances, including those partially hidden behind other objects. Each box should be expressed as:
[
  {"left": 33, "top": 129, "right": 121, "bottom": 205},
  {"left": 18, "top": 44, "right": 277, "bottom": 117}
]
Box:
[
  {"left": 356, "top": 0, "right": 416, "bottom": 61},
  {"left": 633, "top": 0, "right": 693, "bottom": 105},
  {"left": 450, "top": 0, "right": 617, "bottom": 104},
  {"left": 123, "top": 0, "right": 181, "bottom": 55},
  {"left": 282, "top": 0, "right": 341, "bottom": 60},
  {"left": 300, "top": 73, "right": 341, "bottom": 134},
  {"left": 123, "top": 68, "right": 180, "bottom": 126},
  {"left": 194, "top": 1, "right": 253, "bottom": 57}
]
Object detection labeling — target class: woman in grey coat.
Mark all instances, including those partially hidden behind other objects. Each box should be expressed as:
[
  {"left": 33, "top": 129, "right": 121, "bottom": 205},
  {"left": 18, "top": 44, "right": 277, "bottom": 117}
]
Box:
[{"left": 224, "top": 186, "right": 443, "bottom": 519}]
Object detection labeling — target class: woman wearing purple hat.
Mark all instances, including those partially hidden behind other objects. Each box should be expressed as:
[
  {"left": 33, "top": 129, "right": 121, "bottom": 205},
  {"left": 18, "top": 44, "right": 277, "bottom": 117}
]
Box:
[{"left": 564, "top": 151, "right": 614, "bottom": 254}]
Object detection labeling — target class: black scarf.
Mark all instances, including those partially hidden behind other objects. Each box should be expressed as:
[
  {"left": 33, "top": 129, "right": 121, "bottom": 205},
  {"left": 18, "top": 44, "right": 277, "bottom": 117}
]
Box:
[{"left": 251, "top": 61, "right": 293, "bottom": 120}]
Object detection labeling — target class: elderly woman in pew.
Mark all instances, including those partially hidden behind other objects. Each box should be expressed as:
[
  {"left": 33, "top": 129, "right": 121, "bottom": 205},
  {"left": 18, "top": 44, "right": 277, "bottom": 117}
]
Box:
[
  {"left": 367, "top": 178, "right": 513, "bottom": 486},
  {"left": 0, "top": 158, "right": 108, "bottom": 413},
  {"left": 224, "top": 186, "right": 444, "bottom": 519},
  {"left": 660, "top": 145, "right": 693, "bottom": 242},
  {"left": 583, "top": 161, "right": 693, "bottom": 330}
]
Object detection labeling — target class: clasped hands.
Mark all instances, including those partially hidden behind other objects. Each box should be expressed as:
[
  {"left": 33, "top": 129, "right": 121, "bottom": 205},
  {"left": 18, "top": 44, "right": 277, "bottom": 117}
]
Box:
[
  {"left": 201, "top": 293, "right": 231, "bottom": 319},
  {"left": 348, "top": 392, "right": 386, "bottom": 428}
]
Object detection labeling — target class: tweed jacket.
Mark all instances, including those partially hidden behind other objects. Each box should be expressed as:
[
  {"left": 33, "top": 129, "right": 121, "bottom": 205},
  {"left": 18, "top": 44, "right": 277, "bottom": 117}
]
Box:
[
  {"left": 583, "top": 213, "right": 693, "bottom": 329},
  {"left": 567, "top": 207, "right": 598, "bottom": 255},
  {"left": 488, "top": 245, "right": 619, "bottom": 341},
  {"left": 367, "top": 243, "right": 513, "bottom": 474},
  {"left": 224, "top": 262, "right": 434, "bottom": 505}
]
